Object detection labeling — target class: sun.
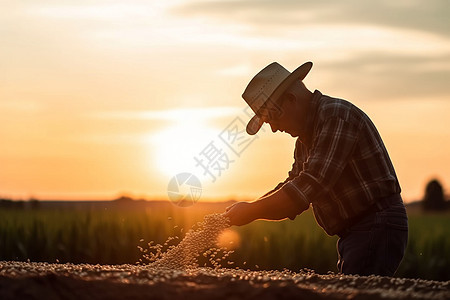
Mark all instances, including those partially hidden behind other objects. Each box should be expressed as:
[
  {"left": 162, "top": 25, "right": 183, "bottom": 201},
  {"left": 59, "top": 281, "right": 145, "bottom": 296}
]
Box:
[{"left": 150, "top": 120, "right": 219, "bottom": 178}]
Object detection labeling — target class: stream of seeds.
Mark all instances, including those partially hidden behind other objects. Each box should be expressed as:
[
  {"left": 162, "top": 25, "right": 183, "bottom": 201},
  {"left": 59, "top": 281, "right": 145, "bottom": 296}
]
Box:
[{"left": 139, "top": 213, "right": 233, "bottom": 269}]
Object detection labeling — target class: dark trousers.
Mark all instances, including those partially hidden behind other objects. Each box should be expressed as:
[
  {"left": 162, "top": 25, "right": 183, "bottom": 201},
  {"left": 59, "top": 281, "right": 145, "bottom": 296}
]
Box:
[{"left": 336, "top": 195, "right": 408, "bottom": 276}]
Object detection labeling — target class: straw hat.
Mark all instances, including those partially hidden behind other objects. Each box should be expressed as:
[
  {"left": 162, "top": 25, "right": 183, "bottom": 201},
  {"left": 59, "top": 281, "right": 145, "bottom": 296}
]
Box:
[{"left": 242, "top": 61, "right": 313, "bottom": 135}]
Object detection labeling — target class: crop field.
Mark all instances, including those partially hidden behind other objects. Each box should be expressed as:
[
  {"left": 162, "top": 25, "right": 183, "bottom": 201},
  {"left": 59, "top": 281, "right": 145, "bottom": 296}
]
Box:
[{"left": 0, "top": 200, "right": 448, "bottom": 282}]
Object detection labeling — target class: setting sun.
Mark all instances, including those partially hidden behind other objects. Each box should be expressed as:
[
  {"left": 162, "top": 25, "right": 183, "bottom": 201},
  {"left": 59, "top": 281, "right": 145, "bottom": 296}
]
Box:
[
  {"left": 150, "top": 121, "right": 218, "bottom": 178},
  {"left": 146, "top": 107, "right": 239, "bottom": 179}
]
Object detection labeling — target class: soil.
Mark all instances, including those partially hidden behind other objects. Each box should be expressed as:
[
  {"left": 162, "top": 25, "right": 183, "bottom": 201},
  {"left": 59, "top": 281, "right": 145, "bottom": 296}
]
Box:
[{"left": 0, "top": 261, "right": 448, "bottom": 300}]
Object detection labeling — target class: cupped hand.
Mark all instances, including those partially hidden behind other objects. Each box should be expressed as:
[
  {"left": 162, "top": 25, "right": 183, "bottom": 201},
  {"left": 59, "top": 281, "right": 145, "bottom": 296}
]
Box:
[{"left": 223, "top": 201, "right": 258, "bottom": 226}]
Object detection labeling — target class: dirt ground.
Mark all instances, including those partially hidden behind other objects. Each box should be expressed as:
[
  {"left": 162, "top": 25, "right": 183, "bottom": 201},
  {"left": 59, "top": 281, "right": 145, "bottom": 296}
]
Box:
[{"left": 0, "top": 261, "right": 448, "bottom": 300}]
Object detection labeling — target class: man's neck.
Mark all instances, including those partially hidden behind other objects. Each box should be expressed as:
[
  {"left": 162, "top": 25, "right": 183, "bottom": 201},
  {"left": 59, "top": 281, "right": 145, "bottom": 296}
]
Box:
[{"left": 295, "top": 89, "right": 314, "bottom": 142}]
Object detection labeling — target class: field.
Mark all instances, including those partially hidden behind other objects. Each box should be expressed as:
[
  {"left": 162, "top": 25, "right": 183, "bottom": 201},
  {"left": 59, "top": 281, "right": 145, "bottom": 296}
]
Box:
[
  {"left": 1, "top": 261, "right": 449, "bottom": 300},
  {"left": 0, "top": 199, "right": 449, "bottom": 281}
]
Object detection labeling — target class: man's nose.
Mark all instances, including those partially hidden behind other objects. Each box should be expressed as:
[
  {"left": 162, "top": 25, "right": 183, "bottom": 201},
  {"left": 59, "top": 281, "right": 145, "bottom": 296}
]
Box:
[{"left": 270, "top": 123, "right": 278, "bottom": 133}]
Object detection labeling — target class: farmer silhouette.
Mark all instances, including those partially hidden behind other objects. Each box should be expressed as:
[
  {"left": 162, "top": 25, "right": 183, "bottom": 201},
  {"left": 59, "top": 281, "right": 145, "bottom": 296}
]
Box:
[{"left": 223, "top": 62, "right": 408, "bottom": 276}]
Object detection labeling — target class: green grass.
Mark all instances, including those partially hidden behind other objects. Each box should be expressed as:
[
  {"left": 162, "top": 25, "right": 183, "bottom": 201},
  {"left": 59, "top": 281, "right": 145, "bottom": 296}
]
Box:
[
  {"left": 397, "top": 212, "right": 450, "bottom": 280},
  {"left": 0, "top": 202, "right": 448, "bottom": 281}
]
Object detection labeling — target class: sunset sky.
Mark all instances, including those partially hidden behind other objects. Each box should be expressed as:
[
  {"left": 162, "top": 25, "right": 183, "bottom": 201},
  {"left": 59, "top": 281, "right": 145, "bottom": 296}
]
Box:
[{"left": 1, "top": 0, "right": 449, "bottom": 202}]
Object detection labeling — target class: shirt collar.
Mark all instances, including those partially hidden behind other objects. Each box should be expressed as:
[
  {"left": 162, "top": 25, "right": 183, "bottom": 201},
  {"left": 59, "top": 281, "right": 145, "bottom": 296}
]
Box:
[{"left": 299, "top": 89, "right": 322, "bottom": 147}]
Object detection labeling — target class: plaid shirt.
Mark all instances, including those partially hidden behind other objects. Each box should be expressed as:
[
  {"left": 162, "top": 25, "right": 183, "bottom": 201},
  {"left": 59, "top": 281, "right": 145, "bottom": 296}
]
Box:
[{"left": 271, "top": 90, "right": 401, "bottom": 236}]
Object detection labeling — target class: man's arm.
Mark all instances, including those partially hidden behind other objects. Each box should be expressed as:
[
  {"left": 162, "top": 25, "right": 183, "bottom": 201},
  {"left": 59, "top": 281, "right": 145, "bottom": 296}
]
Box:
[
  {"left": 224, "top": 140, "right": 305, "bottom": 226},
  {"left": 224, "top": 188, "right": 308, "bottom": 226},
  {"left": 223, "top": 117, "right": 360, "bottom": 227}
]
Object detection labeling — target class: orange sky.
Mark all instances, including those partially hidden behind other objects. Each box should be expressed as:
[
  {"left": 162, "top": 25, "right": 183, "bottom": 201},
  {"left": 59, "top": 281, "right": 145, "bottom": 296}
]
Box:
[{"left": 1, "top": 1, "right": 449, "bottom": 202}]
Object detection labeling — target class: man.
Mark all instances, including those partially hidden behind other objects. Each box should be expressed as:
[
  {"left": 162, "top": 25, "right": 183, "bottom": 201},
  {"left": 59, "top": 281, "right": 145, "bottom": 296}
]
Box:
[{"left": 223, "top": 61, "right": 408, "bottom": 276}]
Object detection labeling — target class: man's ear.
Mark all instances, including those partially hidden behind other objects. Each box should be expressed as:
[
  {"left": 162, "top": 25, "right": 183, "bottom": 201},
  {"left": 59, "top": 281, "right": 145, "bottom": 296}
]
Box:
[{"left": 285, "top": 93, "right": 297, "bottom": 105}]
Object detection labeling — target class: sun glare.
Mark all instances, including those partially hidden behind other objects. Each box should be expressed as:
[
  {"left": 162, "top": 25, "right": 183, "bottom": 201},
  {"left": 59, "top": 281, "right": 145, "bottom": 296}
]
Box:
[
  {"left": 216, "top": 229, "right": 241, "bottom": 250},
  {"left": 150, "top": 120, "right": 219, "bottom": 178}
]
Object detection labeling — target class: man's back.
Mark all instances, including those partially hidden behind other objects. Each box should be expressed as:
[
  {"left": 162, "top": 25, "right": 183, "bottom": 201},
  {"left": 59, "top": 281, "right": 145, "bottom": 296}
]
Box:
[{"left": 282, "top": 90, "right": 401, "bottom": 235}]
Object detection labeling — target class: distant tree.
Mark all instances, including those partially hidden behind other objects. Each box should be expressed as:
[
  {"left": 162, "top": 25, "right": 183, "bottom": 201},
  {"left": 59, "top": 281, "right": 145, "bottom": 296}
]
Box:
[
  {"left": 0, "top": 199, "right": 14, "bottom": 208},
  {"left": 0, "top": 198, "right": 24, "bottom": 209},
  {"left": 422, "top": 179, "right": 446, "bottom": 211},
  {"left": 29, "top": 198, "right": 40, "bottom": 209},
  {"left": 115, "top": 195, "right": 134, "bottom": 202}
]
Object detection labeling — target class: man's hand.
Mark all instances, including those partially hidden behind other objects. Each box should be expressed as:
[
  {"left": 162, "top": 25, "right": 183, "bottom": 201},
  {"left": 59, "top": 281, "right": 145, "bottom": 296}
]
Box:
[
  {"left": 223, "top": 201, "right": 259, "bottom": 226},
  {"left": 223, "top": 188, "right": 308, "bottom": 226}
]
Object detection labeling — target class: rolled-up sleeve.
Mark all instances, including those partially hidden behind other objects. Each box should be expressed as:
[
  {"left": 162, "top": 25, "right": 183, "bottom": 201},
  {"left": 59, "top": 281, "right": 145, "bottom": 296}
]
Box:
[{"left": 282, "top": 117, "right": 360, "bottom": 208}]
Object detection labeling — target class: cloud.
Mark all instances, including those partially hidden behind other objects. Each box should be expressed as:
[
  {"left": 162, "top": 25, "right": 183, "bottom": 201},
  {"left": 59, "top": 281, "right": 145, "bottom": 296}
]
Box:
[
  {"left": 215, "top": 64, "right": 253, "bottom": 77},
  {"left": 86, "top": 107, "right": 242, "bottom": 121},
  {"left": 0, "top": 99, "right": 43, "bottom": 113},
  {"left": 172, "top": 0, "right": 450, "bottom": 38},
  {"left": 171, "top": 1, "right": 450, "bottom": 101},
  {"left": 29, "top": 3, "right": 158, "bottom": 20},
  {"left": 317, "top": 52, "right": 450, "bottom": 100}
]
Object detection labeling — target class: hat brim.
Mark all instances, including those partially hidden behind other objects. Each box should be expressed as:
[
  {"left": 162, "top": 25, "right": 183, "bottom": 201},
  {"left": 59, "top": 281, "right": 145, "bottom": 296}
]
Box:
[
  {"left": 246, "top": 114, "right": 264, "bottom": 135},
  {"left": 246, "top": 61, "right": 313, "bottom": 135}
]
